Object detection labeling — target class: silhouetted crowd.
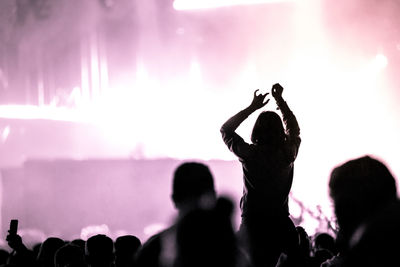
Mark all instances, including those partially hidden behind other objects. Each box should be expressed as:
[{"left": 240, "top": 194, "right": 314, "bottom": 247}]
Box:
[{"left": 2, "top": 84, "right": 399, "bottom": 267}]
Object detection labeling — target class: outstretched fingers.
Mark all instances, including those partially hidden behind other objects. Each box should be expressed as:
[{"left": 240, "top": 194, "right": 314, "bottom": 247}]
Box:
[
  {"left": 254, "top": 89, "right": 269, "bottom": 98},
  {"left": 254, "top": 89, "right": 260, "bottom": 97}
]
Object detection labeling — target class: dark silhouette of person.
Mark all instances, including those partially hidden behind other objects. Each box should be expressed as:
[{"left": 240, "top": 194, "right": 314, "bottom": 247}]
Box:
[
  {"left": 54, "top": 243, "right": 87, "bottom": 267},
  {"left": 309, "top": 232, "right": 336, "bottom": 267},
  {"left": 37, "top": 237, "right": 65, "bottom": 267},
  {"left": 33, "top": 242, "right": 43, "bottom": 259},
  {"left": 328, "top": 155, "right": 398, "bottom": 266},
  {"left": 115, "top": 235, "right": 141, "bottom": 267},
  {"left": 313, "top": 232, "right": 336, "bottom": 256},
  {"left": 220, "top": 83, "right": 301, "bottom": 267},
  {"left": 0, "top": 249, "right": 9, "bottom": 265},
  {"left": 343, "top": 200, "right": 400, "bottom": 266},
  {"left": 85, "top": 234, "right": 114, "bottom": 267},
  {"left": 5, "top": 233, "right": 37, "bottom": 267},
  {"left": 296, "top": 226, "right": 311, "bottom": 261},
  {"left": 134, "top": 162, "right": 217, "bottom": 267},
  {"left": 276, "top": 226, "right": 311, "bottom": 267},
  {"left": 70, "top": 239, "right": 86, "bottom": 252},
  {"left": 174, "top": 196, "right": 251, "bottom": 267}
]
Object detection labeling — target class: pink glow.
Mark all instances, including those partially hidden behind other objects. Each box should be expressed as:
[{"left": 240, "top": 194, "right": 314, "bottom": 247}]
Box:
[
  {"left": 0, "top": 0, "right": 399, "bottom": 241},
  {"left": 173, "top": 0, "right": 292, "bottom": 10},
  {"left": 374, "top": 53, "right": 388, "bottom": 70}
]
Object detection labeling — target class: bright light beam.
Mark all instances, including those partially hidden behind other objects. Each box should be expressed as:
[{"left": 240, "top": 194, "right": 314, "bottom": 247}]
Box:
[
  {"left": 374, "top": 53, "right": 388, "bottom": 70},
  {"left": 173, "top": 0, "right": 293, "bottom": 10}
]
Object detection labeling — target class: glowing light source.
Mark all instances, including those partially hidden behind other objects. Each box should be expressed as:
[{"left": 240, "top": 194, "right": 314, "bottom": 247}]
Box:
[
  {"left": 173, "top": 0, "right": 291, "bottom": 10},
  {"left": 374, "top": 53, "right": 388, "bottom": 70},
  {"left": 0, "top": 105, "right": 86, "bottom": 122},
  {"left": 1, "top": 125, "right": 10, "bottom": 142},
  {"left": 80, "top": 224, "right": 110, "bottom": 240},
  {"left": 144, "top": 223, "right": 167, "bottom": 237}
]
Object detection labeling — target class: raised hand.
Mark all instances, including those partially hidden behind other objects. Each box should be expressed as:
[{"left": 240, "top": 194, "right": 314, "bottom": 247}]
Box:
[
  {"left": 6, "top": 233, "right": 23, "bottom": 251},
  {"left": 249, "top": 89, "right": 269, "bottom": 110},
  {"left": 272, "top": 83, "right": 284, "bottom": 98}
]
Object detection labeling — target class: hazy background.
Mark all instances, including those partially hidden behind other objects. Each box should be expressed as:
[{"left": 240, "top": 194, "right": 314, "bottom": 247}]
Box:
[{"left": 0, "top": 0, "right": 399, "bottom": 246}]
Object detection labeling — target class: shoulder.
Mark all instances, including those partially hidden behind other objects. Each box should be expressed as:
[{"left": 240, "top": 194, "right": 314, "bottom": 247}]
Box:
[{"left": 135, "top": 228, "right": 172, "bottom": 263}]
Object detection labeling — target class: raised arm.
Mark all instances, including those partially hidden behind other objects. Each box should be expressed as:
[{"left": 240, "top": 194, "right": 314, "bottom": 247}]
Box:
[
  {"left": 272, "top": 83, "right": 301, "bottom": 161},
  {"left": 220, "top": 90, "right": 269, "bottom": 158}
]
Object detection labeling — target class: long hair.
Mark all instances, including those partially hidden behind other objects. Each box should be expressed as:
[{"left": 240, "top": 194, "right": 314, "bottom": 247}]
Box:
[{"left": 251, "top": 111, "right": 285, "bottom": 147}]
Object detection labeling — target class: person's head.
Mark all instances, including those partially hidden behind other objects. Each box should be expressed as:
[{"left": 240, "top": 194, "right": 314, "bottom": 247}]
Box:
[
  {"left": 313, "top": 232, "right": 336, "bottom": 255},
  {"left": 54, "top": 244, "right": 86, "bottom": 267},
  {"left": 171, "top": 162, "right": 216, "bottom": 212},
  {"left": 85, "top": 234, "right": 114, "bottom": 267},
  {"left": 251, "top": 111, "right": 285, "bottom": 146},
  {"left": 70, "top": 239, "right": 86, "bottom": 251},
  {"left": 37, "top": 237, "right": 65, "bottom": 267},
  {"left": 329, "top": 156, "right": 397, "bottom": 247},
  {"left": 114, "top": 235, "right": 141, "bottom": 265}
]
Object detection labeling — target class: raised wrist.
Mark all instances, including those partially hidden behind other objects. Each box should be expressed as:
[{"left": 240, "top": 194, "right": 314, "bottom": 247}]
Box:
[{"left": 274, "top": 95, "right": 284, "bottom": 102}]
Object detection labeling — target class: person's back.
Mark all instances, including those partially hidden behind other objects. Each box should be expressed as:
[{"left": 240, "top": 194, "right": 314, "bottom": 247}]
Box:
[
  {"left": 134, "top": 162, "right": 217, "bottom": 267},
  {"left": 174, "top": 197, "right": 250, "bottom": 267},
  {"left": 85, "top": 234, "right": 114, "bottom": 267},
  {"left": 343, "top": 199, "right": 400, "bottom": 266}
]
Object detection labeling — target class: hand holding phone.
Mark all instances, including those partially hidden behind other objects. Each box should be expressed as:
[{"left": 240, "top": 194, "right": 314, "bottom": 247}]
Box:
[
  {"left": 9, "top": 219, "right": 18, "bottom": 236},
  {"left": 6, "top": 219, "right": 23, "bottom": 251}
]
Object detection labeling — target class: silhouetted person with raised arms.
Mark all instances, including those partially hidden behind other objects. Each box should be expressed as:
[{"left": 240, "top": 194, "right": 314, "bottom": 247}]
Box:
[
  {"left": 327, "top": 155, "right": 398, "bottom": 266},
  {"left": 220, "top": 83, "right": 301, "bottom": 267},
  {"left": 135, "top": 162, "right": 217, "bottom": 267},
  {"left": 5, "top": 232, "right": 36, "bottom": 267}
]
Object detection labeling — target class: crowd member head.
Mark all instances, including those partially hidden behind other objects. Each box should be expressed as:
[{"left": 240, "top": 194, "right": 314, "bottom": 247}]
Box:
[
  {"left": 54, "top": 244, "right": 86, "bottom": 267},
  {"left": 37, "top": 237, "right": 65, "bottom": 267},
  {"left": 251, "top": 111, "right": 285, "bottom": 147},
  {"left": 313, "top": 232, "right": 336, "bottom": 256},
  {"left": 171, "top": 162, "right": 216, "bottom": 214},
  {"left": 85, "top": 234, "right": 114, "bottom": 267},
  {"left": 115, "top": 235, "right": 141, "bottom": 267},
  {"left": 71, "top": 239, "right": 86, "bottom": 252},
  {"left": 329, "top": 155, "right": 397, "bottom": 252},
  {"left": 135, "top": 162, "right": 217, "bottom": 267}
]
